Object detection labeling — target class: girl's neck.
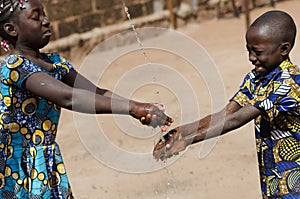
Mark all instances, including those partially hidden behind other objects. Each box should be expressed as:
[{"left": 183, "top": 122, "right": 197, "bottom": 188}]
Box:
[
  {"left": 12, "top": 46, "right": 41, "bottom": 59},
  {"left": 12, "top": 47, "right": 53, "bottom": 71}
]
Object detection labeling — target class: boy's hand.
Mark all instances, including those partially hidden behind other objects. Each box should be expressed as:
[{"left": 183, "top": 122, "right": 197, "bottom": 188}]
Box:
[
  {"left": 130, "top": 102, "right": 173, "bottom": 132},
  {"left": 153, "top": 128, "right": 187, "bottom": 161}
]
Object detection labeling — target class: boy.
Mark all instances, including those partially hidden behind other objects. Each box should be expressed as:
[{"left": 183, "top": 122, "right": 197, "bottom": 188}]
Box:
[{"left": 154, "top": 10, "right": 300, "bottom": 198}]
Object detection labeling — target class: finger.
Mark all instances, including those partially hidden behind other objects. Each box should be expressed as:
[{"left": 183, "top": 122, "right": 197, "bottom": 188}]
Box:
[
  {"left": 154, "top": 150, "right": 164, "bottom": 161},
  {"left": 140, "top": 117, "right": 146, "bottom": 124},
  {"left": 156, "top": 113, "right": 167, "bottom": 126},
  {"left": 153, "top": 139, "right": 168, "bottom": 159},
  {"left": 153, "top": 146, "right": 166, "bottom": 161},
  {"left": 150, "top": 114, "right": 158, "bottom": 128},
  {"left": 160, "top": 125, "right": 167, "bottom": 132},
  {"left": 159, "top": 117, "right": 173, "bottom": 132},
  {"left": 144, "top": 113, "right": 151, "bottom": 125},
  {"left": 153, "top": 140, "right": 165, "bottom": 151},
  {"left": 163, "top": 129, "right": 176, "bottom": 141},
  {"left": 165, "top": 137, "right": 175, "bottom": 150},
  {"left": 166, "top": 116, "right": 174, "bottom": 125},
  {"left": 159, "top": 114, "right": 174, "bottom": 127}
]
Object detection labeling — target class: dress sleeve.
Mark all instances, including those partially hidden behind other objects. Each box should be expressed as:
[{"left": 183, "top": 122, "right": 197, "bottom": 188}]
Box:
[
  {"left": 1, "top": 55, "right": 42, "bottom": 88},
  {"left": 48, "top": 52, "right": 75, "bottom": 78}
]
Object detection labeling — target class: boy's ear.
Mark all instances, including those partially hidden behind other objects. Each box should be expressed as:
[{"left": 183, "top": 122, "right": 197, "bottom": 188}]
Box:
[
  {"left": 3, "top": 23, "right": 17, "bottom": 37},
  {"left": 280, "top": 42, "right": 292, "bottom": 56}
]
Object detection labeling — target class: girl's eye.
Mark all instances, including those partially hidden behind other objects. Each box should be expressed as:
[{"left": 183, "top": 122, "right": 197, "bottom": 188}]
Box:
[{"left": 31, "top": 11, "right": 40, "bottom": 20}]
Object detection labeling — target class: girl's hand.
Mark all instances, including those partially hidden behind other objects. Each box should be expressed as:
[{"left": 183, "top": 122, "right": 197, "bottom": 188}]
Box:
[
  {"left": 130, "top": 102, "right": 173, "bottom": 132},
  {"left": 153, "top": 128, "right": 187, "bottom": 161}
]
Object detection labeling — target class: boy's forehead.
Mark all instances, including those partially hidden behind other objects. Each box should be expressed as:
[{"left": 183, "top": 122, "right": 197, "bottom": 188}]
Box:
[{"left": 247, "top": 25, "right": 270, "bottom": 38}]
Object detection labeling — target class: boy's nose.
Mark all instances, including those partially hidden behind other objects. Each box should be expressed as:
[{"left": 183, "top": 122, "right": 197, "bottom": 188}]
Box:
[{"left": 248, "top": 52, "right": 257, "bottom": 63}]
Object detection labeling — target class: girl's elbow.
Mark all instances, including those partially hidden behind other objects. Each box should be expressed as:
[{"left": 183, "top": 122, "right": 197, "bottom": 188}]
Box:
[{"left": 55, "top": 95, "right": 73, "bottom": 110}]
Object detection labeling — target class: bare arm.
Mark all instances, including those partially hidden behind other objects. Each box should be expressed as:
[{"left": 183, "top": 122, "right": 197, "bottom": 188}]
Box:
[
  {"left": 62, "top": 71, "right": 128, "bottom": 100},
  {"left": 186, "top": 101, "right": 261, "bottom": 143},
  {"left": 25, "top": 72, "right": 173, "bottom": 129},
  {"left": 153, "top": 101, "right": 261, "bottom": 160}
]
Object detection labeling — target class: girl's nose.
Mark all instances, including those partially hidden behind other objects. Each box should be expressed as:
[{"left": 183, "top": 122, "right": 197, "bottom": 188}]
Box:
[{"left": 42, "top": 16, "right": 51, "bottom": 27}]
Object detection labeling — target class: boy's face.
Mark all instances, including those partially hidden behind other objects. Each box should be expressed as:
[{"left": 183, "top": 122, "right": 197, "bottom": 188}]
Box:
[{"left": 246, "top": 25, "right": 284, "bottom": 77}]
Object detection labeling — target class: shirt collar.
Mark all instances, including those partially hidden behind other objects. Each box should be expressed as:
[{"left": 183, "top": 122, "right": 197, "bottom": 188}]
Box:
[{"left": 252, "top": 59, "right": 293, "bottom": 86}]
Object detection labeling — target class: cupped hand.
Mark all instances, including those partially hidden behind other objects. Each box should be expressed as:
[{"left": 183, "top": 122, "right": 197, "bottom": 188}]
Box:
[{"left": 153, "top": 128, "right": 187, "bottom": 161}]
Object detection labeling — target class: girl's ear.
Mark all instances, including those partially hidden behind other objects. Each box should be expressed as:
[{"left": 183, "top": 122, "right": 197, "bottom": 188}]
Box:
[
  {"left": 3, "top": 23, "right": 17, "bottom": 37},
  {"left": 280, "top": 42, "right": 292, "bottom": 56}
]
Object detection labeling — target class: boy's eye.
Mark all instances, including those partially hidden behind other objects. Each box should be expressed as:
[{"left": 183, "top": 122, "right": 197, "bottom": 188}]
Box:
[{"left": 255, "top": 50, "right": 263, "bottom": 56}]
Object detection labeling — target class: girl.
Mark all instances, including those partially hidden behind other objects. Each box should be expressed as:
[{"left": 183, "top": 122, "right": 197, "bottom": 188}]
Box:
[{"left": 0, "top": 0, "right": 173, "bottom": 198}]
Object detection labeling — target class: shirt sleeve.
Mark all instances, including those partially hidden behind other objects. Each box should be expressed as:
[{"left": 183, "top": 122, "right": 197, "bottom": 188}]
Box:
[
  {"left": 1, "top": 55, "right": 42, "bottom": 88},
  {"left": 252, "top": 78, "right": 299, "bottom": 121},
  {"left": 230, "top": 72, "right": 254, "bottom": 107}
]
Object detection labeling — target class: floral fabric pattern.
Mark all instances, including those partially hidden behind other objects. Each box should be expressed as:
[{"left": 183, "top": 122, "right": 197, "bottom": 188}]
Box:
[
  {"left": 231, "top": 59, "right": 300, "bottom": 198},
  {"left": 0, "top": 53, "right": 74, "bottom": 198}
]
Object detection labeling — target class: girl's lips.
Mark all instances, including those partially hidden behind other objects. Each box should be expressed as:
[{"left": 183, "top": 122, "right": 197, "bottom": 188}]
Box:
[{"left": 43, "top": 30, "right": 52, "bottom": 36}]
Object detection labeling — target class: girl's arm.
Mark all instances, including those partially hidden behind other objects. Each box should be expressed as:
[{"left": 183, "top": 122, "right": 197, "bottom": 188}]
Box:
[
  {"left": 25, "top": 72, "right": 173, "bottom": 130},
  {"left": 62, "top": 71, "right": 130, "bottom": 100}
]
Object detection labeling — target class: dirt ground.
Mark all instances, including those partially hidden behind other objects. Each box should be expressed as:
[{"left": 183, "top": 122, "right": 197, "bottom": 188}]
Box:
[{"left": 55, "top": 0, "right": 300, "bottom": 198}]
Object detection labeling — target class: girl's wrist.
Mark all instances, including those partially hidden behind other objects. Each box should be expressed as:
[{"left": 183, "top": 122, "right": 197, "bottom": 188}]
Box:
[{"left": 128, "top": 100, "right": 138, "bottom": 117}]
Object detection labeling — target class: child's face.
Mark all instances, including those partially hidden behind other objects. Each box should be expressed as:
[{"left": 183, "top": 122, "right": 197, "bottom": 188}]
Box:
[
  {"left": 246, "top": 25, "right": 284, "bottom": 77},
  {"left": 13, "top": 0, "right": 51, "bottom": 50}
]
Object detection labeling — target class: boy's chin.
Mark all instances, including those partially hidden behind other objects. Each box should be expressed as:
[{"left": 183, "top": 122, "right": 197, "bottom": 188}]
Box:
[{"left": 254, "top": 68, "right": 266, "bottom": 77}]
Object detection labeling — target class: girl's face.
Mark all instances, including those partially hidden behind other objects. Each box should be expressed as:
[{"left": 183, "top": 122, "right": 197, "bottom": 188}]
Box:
[
  {"left": 246, "top": 25, "right": 284, "bottom": 77},
  {"left": 13, "top": 0, "right": 51, "bottom": 50}
]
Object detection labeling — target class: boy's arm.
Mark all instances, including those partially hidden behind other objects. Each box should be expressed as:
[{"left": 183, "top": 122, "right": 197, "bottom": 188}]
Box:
[{"left": 153, "top": 101, "right": 261, "bottom": 160}]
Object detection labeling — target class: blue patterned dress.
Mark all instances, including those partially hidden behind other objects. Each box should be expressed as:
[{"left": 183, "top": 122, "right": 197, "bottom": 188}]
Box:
[
  {"left": 0, "top": 53, "right": 74, "bottom": 198},
  {"left": 231, "top": 59, "right": 300, "bottom": 198}
]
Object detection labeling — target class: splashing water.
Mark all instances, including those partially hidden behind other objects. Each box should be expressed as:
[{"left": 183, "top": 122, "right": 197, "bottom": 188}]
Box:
[
  {"left": 121, "top": 1, "right": 176, "bottom": 198},
  {"left": 121, "top": 0, "right": 151, "bottom": 69}
]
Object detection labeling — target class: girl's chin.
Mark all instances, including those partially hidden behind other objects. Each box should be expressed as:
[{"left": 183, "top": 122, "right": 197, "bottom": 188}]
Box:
[{"left": 39, "top": 40, "right": 50, "bottom": 49}]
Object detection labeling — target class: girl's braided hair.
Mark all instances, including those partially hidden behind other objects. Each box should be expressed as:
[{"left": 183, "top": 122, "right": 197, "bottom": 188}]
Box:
[{"left": 0, "top": 0, "right": 27, "bottom": 40}]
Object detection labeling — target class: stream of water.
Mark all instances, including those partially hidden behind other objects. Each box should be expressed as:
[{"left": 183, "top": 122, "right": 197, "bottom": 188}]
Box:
[{"left": 121, "top": 1, "right": 176, "bottom": 198}]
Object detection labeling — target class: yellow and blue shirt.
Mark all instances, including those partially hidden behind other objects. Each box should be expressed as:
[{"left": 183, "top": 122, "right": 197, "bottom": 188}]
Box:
[
  {"left": 0, "top": 53, "right": 74, "bottom": 198},
  {"left": 232, "top": 59, "right": 300, "bottom": 198}
]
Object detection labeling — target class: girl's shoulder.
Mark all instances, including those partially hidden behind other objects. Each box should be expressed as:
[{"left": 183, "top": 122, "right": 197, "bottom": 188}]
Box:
[
  {"left": 1, "top": 54, "right": 26, "bottom": 69},
  {"left": 42, "top": 52, "right": 68, "bottom": 64}
]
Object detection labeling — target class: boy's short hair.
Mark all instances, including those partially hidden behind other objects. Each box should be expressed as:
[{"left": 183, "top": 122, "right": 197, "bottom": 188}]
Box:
[{"left": 251, "top": 10, "right": 297, "bottom": 48}]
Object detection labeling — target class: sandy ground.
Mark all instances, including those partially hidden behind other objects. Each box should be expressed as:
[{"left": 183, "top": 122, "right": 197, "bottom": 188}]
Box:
[{"left": 55, "top": 0, "right": 300, "bottom": 198}]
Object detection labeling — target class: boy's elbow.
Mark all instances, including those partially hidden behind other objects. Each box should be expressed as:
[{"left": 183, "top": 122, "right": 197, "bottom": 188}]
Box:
[{"left": 223, "top": 115, "right": 245, "bottom": 134}]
